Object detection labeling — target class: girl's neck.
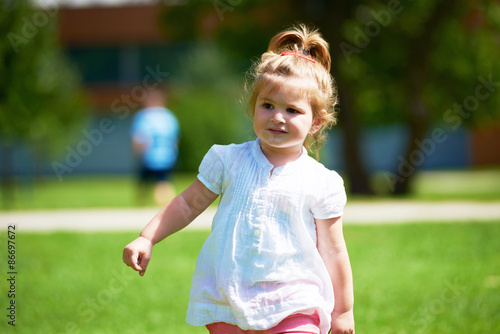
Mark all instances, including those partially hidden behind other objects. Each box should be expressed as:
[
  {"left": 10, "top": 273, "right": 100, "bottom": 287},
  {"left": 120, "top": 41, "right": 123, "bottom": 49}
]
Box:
[{"left": 259, "top": 141, "right": 303, "bottom": 168}]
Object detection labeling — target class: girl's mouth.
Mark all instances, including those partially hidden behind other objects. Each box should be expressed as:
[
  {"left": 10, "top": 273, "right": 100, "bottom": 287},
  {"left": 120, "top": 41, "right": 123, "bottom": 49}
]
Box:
[{"left": 268, "top": 128, "right": 287, "bottom": 135}]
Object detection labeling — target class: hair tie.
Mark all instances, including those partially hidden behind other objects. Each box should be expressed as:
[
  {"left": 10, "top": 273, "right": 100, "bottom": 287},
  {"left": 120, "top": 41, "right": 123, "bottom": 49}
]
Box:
[{"left": 281, "top": 51, "right": 316, "bottom": 63}]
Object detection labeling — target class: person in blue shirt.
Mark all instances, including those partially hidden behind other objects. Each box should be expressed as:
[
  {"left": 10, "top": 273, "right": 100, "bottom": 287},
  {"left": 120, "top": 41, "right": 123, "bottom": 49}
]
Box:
[{"left": 131, "top": 88, "right": 180, "bottom": 206}]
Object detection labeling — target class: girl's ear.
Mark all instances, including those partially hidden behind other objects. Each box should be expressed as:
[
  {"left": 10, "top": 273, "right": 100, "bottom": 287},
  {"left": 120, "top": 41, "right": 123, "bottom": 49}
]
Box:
[{"left": 310, "top": 111, "right": 325, "bottom": 134}]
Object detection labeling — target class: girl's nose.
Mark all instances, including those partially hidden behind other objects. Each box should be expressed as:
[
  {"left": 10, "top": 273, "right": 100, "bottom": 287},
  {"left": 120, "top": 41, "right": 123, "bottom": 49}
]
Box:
[{"left": 271, "top": 110, "right": 285, "bottom": 123}]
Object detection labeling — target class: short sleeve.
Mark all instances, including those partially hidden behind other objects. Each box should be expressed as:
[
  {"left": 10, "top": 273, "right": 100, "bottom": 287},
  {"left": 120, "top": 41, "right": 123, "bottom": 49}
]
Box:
[
  {"left": 311, "top": 170, "right": 347, "bottom": 219},
  {"left": 197, "top": 145, "right": 225, "bottom": 195},
  {"left": 130, "top": 111, "right": 144, "bottom": 138}
]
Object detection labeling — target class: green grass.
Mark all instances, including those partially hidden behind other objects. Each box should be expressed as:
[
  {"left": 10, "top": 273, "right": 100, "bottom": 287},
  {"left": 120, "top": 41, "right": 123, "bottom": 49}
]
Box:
[
  {"left": 367, "top": 168, "right": 500, "bottom": 201},
  {"left": 2, "top": 168, "right": 500, "bottom": 211},
  {"left": 1, "top": 222, "right": 499, "bottom": 333},
  {"left": 1, "top": 229, "right": 210, "bottom": 334},
  {"left": 411, "top": 169, "right": 500, "bottom": 201},
  {"left": 347, "top": 222, "right": 500, "bottom": 333},
  {"left": 3, "top": 173, "right": 197, "bottom": 211}
]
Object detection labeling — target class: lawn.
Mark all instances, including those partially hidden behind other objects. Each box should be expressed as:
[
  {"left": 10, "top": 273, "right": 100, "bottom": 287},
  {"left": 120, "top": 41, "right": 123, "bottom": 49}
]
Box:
[
  {"left": 368, "top": 168, "right": 500, "bottom": 201},
  {"left": 3, "top": 173, "right": 197, "bottom": 210},
  {"left": 3, "top": 168, "right": 500, "bottom": 211},
  {"left": 1, "top": 222, "right": 499, "bottom": 333}
]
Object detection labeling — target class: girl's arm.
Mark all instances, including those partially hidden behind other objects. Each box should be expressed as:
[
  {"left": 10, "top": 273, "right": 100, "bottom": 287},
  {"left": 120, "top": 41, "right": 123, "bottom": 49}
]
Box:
[
  {"left": 316, "top": 216, "right": 355, "bottom": 334},
  {"left": 123, "top": 179, "right": 219, "bottom": 276}
]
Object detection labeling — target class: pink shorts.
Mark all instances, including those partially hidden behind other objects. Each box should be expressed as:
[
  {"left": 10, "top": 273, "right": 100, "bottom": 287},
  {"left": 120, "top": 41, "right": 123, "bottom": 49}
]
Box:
[{"left": 205, "top": 311, "right": 321, "bottom": 334}]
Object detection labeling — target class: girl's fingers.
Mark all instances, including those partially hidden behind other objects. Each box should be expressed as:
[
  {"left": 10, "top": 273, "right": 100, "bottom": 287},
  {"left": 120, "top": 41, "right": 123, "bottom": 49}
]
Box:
[
  {"left": 138, "top": 254, "right": 150, "bottom": 276},
  {"left": 123, "top": 249, "right": 141, "bottom": 271}
]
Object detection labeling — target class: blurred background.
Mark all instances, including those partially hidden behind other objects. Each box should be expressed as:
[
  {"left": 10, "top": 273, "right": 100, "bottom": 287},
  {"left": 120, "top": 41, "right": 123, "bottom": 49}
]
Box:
[
  {"left": 1, "top": 0, "right": 500, "bottom": 209},
  {"left": 2, "top": 2, "right": 500, "bottom": 334}
]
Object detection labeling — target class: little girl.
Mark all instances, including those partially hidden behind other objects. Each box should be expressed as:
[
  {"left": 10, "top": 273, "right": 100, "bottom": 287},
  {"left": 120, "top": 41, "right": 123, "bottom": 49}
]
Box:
[{"left": 123, "top": 25, "right": 355, "bottom": 334}]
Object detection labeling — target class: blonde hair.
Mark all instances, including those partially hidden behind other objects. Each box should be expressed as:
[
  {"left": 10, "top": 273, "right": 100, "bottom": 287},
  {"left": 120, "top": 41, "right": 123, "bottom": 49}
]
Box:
[{"left": 247, "top": 24, "right": 338, "bottom": 154}]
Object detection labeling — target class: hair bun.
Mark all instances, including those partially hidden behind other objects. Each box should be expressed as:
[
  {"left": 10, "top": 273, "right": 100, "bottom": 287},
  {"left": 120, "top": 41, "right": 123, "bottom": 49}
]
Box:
[{"left": 268, "top": 24, "right": 331, "bottom": 72}]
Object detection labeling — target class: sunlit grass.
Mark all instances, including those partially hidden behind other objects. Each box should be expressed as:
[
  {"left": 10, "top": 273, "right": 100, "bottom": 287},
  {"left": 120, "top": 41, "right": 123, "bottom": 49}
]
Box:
[
  {"left": 359, "top": 168, "right": 500, "bottom": 201},
  {"left": 411, "top": 169, "right": 500, "bottom": 201},
  {"left": 4, "top": 173, "right": 197, "bottom": 210},
  {"left": 1, "top": 222, "right": 499, "bottom": 333},
  {"left": 3, "top": 168, "right": 500, "bottom": 211}
]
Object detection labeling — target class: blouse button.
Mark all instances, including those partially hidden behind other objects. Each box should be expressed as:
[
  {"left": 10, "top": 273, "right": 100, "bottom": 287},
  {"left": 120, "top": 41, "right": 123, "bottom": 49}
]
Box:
[
  {"left": 254, "top": 229, "right": 261, "bottom": 236},
  {"left": 257, "top": 208, "right": 264, "bottom": 216},
  {"left": 259, "top": 189, "right": 267, "bottom": 198}
]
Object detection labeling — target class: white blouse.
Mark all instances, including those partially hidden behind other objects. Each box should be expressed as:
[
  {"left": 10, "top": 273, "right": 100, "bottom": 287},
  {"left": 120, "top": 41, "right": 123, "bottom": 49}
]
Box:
[{"left": 186, "top": 139, "right": 347, "bottom": 334}]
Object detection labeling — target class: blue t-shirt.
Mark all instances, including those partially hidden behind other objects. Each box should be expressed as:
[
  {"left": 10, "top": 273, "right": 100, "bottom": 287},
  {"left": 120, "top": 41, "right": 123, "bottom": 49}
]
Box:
[{"left": 131, "top": 107, "right": 180, "bottom": 170}]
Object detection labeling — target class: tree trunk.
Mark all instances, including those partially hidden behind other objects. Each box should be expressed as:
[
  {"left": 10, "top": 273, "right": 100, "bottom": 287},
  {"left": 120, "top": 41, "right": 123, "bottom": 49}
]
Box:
[
  {"left": 392, "top": 0, "right": 455, "bottom": 194},
  {"left": 312, "top": 1, "right": 375, "bottom": 195},
  {"left": 393, "top": 75, "right": 430, "bottom": 194},
  {"left": 1, "top": 142, "right": 16, "bottom": 209},
  {"left": 336, "top": 83, "right": 374, "bottom": 194}
]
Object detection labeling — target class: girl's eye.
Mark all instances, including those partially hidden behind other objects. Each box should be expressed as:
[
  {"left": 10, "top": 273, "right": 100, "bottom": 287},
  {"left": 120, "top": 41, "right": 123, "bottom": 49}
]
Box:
[
  {"left": 263, "top": 103, "right": 274, "bottom": 109},
  {"left": 287, "top": 108, "right": 300, "bottom": 114}
]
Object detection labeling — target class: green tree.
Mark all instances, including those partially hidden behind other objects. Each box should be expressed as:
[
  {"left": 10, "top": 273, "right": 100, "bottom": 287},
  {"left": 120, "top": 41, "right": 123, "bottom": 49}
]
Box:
[
  {"left": 308, "top": 0, "right": 500, "bottom": 194},
  {"left": 0, "top": 1, "right": 88, "bottom": 207},
  {"left": 168, "top": 41, "right": 252, "bottom": 171}
]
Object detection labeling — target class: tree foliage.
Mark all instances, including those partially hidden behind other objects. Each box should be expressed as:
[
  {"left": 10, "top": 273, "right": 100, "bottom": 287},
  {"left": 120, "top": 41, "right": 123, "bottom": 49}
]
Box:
[
  {"left": 0, "top": 1, "right": 88, "bottom": 207},
  {"left": 0, "top": 1, "right": 87, "bottom": 151},
  {"left": 336, "top": 0, "right": 500, "bottom": 127},
  {"left": 329, "top": 0, "right": 500, "bottom": 193},
  {"left": 168, "top": 42, "right": 252, "bottom": 171}
]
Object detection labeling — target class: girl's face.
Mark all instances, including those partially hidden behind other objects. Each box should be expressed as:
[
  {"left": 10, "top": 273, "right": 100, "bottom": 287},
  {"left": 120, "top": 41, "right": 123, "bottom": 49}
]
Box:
[{"left": 253, "top": 80, "right": 322, "bottom": 159}]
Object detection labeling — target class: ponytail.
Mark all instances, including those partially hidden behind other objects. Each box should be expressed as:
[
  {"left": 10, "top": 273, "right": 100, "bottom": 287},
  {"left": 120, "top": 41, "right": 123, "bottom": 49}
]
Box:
[{"left": 268, "top": 24, "right": 331, "bottom": 72}]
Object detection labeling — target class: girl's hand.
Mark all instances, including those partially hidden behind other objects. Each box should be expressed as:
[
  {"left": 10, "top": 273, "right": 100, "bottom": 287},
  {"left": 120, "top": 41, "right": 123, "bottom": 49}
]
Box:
[
  {"left": 123, "top": 236, "right": 153, "bottom": 276},
  {"left": 330, "top": 309, "right": 355, "bottom": 334}
]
